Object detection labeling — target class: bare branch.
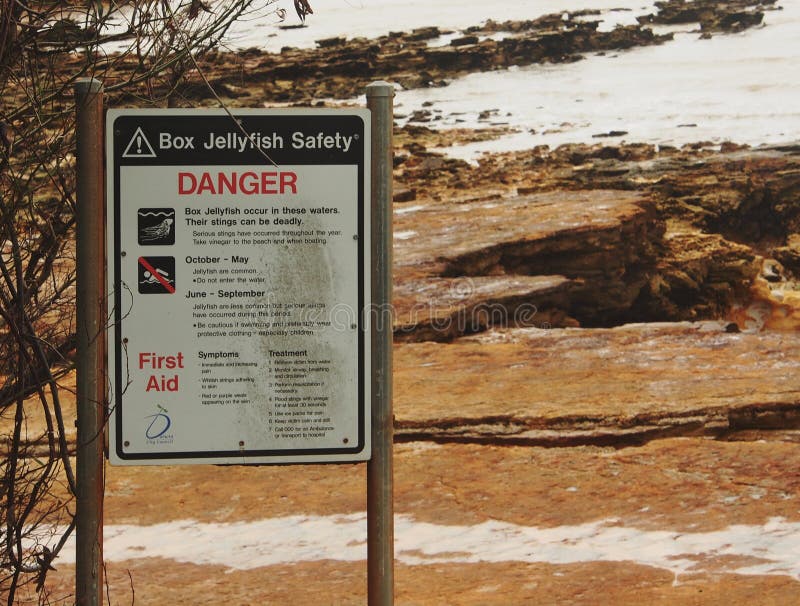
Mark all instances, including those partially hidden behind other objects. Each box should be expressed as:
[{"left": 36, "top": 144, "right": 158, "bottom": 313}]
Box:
[{"left": 1, "top": 0, "right": 282, "bottom": 596}]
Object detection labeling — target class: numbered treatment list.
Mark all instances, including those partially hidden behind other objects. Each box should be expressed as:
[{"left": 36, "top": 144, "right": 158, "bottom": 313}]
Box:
[{"left": 107, "top": 109, "right": 370, "bottom": 465}]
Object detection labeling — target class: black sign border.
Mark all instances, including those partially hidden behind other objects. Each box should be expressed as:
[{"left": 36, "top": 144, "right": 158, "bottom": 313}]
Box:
[{"left": 109, "top": 110, "right": 369, "bottom": 463}]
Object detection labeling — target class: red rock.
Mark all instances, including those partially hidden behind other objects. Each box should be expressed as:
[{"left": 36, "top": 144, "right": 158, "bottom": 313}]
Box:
[
  {"left": 394, "top": 323, "right": 800, "bottom": 443},
  {"left": 393, "top": 275, "right": 580, "bottom": 341}
]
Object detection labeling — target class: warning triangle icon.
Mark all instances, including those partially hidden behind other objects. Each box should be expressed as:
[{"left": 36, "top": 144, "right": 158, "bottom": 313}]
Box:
[{"left": 122, "top": 127, "right": 157, "bottom": 158}]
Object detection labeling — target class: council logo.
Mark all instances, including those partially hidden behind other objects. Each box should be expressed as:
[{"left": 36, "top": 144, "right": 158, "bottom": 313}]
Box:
[{"left": 145, "top": 404, "right": 173, "bottom": 442}]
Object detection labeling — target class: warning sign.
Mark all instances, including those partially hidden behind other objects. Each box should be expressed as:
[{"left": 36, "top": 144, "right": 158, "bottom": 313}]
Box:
[
  {"left": 107, "top": 109, "right": 371, "bottom": 465},
  {"left": 122, "top": 126, "right": 157, "bottom": 158}
]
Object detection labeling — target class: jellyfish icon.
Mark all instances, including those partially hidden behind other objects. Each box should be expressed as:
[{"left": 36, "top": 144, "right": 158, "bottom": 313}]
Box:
[
  {"left": 138, "top": 208, "right": 175, "bottom": 246},
  {"left": 140, "top": 218, "right": 174, "bottom": 242}
]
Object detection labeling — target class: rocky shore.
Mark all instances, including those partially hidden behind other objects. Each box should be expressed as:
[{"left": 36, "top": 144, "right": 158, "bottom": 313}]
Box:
[
  {"left": 24, "top": 0, "right": 800, "bottom": 603},
  {"left": 97, "top": 0, "right": 781, "bottom": 106},
  {"left": 393, "top": 139, "right": 800, "bottom": 334}
]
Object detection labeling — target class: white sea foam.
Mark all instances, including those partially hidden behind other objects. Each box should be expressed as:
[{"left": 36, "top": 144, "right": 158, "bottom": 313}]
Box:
[
  {"left": 393, "top": 1, "right": 800, "bottom": 156},
  {"left": 233, "top": 0, "right": 656, "bottom": 52},
  {"left": 100, "top": 1, "right": 798, "bottom": 154},
  {"left": 100, "top": 0, "right": 654, "bottom": 53},
  {"left": 51, "top": 514, "right": 800, "bottom": 580},
  {"left": 394, "top": 204, "right": 425, "bottom": 215},
  {"left": 239, "top": 0, "right": 800, "bottom": 154}
]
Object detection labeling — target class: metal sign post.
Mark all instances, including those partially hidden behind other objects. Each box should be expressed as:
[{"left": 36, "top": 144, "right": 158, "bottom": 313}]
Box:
[
  {"left": 366, "top": 81, "right": 395, "bottom": 606},
  {"left": 74, "top": 78, "right": 105, "bottom": 606},
  {"left": 83, "top": 83, "right": 393, "bottom": 601}
]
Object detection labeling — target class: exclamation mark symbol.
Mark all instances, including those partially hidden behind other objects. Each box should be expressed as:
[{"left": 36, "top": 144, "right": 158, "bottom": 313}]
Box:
[{"left": 123, "top": 127, "right": 154, "bottom": 158}]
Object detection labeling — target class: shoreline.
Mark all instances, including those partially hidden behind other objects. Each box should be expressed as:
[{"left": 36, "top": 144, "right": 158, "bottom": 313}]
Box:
[
  {"left": 97, "top": 0, "right": 780, "bottom": 106},
  {"left": 7, "top": 2, "right": 800, "bottom": 603}
]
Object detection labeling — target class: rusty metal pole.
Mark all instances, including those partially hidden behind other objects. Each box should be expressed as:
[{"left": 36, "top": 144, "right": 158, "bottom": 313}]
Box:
[
  {"left": 366, "top": 81, "right": 394, "bottom": 606},
  {"left": 74, "top": 77, "right": 105, "bottom": 606}
]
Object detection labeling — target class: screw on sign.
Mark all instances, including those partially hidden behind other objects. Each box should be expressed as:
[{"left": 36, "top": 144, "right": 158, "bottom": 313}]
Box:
[{"left": 137, "top": 256, "right": 175, "bottom": 294}]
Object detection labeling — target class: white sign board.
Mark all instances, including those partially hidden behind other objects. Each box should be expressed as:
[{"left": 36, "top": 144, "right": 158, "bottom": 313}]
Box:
[{"left": 107, "top": 109, "right": 371, "bottom": 464}]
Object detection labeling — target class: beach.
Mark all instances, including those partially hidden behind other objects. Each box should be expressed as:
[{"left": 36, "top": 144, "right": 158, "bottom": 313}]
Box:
[{"left": 18, "top": 0, "right": 800, "bottom": 603}]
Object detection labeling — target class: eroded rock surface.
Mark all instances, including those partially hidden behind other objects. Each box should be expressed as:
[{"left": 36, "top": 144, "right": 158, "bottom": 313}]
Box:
[
  {"left": 393, "top": 140, "right": 800, "bottom": 332},
  {"left": 395, "top": 323, "right": 800, "bottom": 444},
  {"left": 393, "top": 275, "right": 580, "bottom": 342},
  {"left": 394, "top": 190, "right": 664, "bottom": 330},
  {"left": 638, "top": 0, "right": 778, "bottom": 33}
]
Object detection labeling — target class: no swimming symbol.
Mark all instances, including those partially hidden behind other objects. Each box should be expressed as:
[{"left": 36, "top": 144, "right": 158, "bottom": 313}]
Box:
[{"left": 138, "top": 256, "right": 175, "bottom": 294}]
